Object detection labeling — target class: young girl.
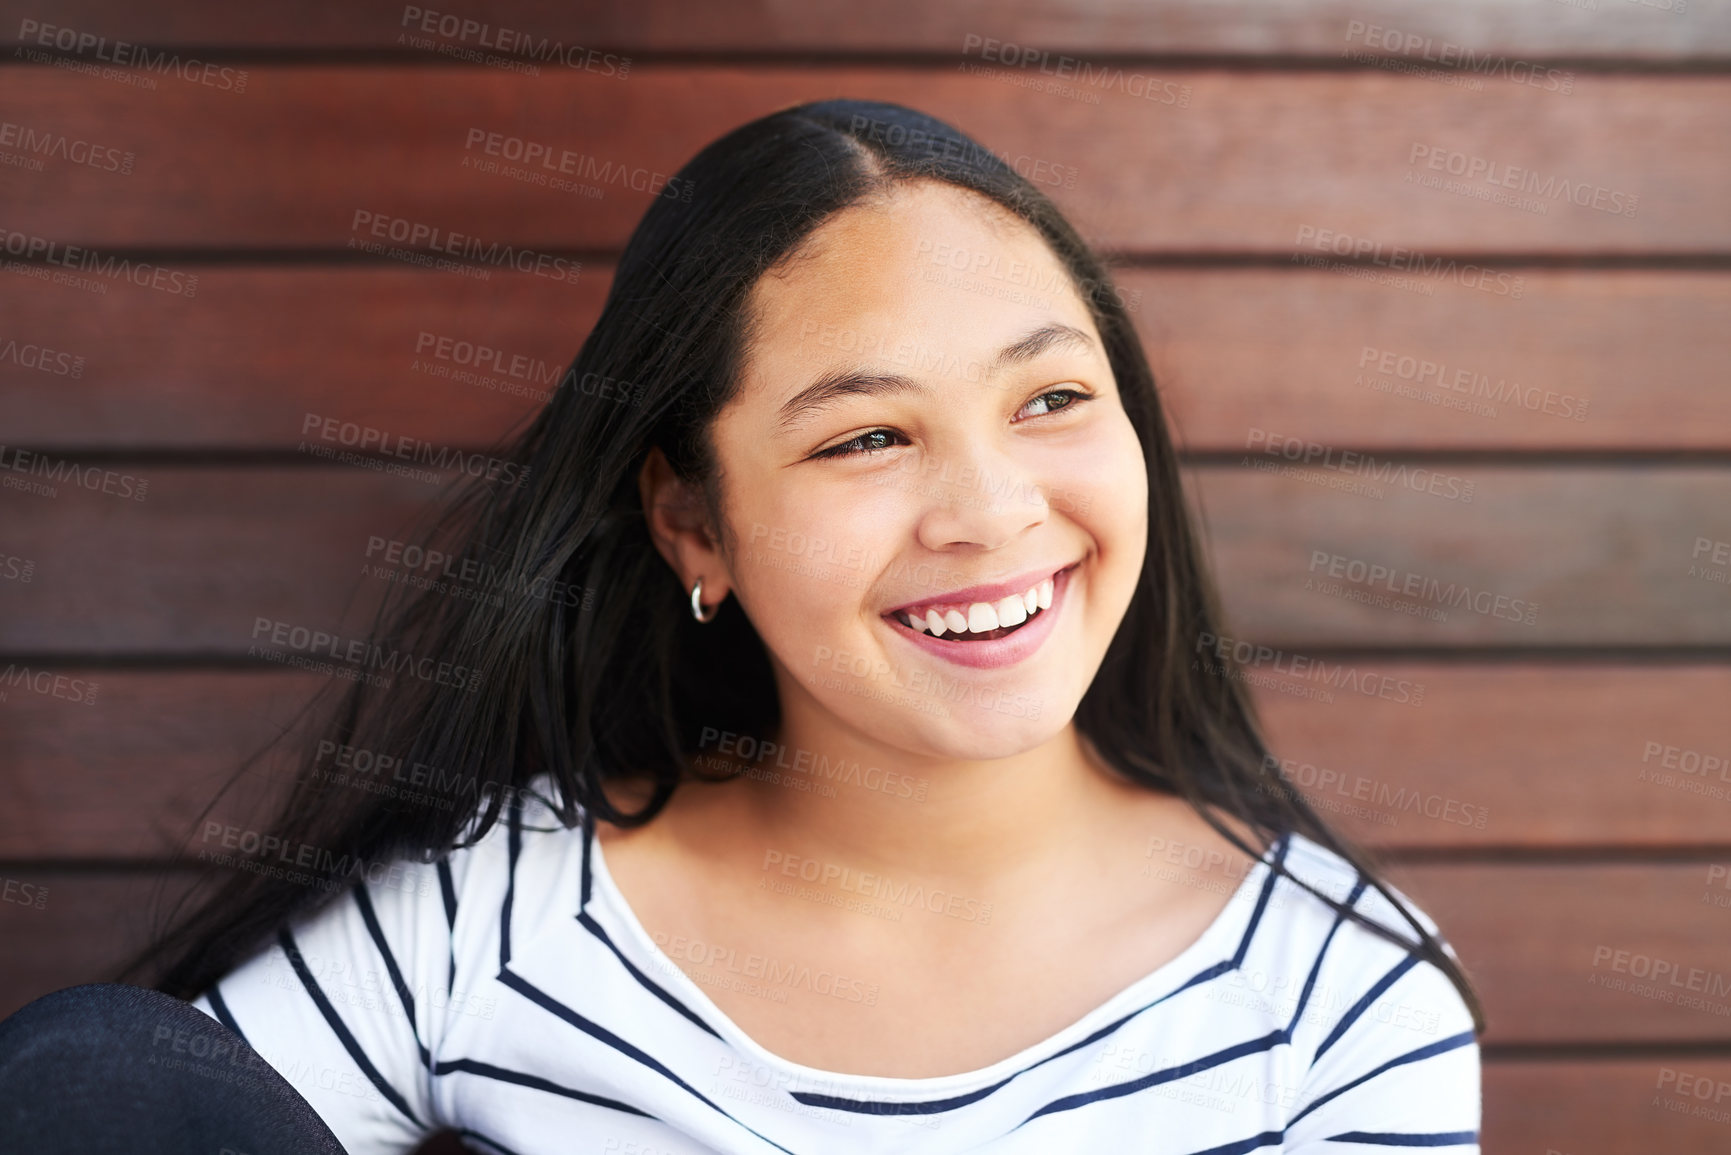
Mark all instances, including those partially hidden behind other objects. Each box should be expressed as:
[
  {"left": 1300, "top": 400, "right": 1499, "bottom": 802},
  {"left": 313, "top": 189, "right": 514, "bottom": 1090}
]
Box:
[{"left": 15, "top": 99, "right": 1482, "bottom": 1153}]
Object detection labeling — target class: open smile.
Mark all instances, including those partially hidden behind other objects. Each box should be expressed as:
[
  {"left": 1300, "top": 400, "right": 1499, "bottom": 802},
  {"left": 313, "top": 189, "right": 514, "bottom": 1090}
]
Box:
[{"left": 881, "top": 563, "right": 1079, "bottom": 669}]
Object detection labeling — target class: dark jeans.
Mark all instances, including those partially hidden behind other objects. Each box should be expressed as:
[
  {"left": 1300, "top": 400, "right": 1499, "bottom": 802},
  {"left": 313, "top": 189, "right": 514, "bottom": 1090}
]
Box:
[{"left": 0, "top": 982, "right": 347, "bottom": 1154}]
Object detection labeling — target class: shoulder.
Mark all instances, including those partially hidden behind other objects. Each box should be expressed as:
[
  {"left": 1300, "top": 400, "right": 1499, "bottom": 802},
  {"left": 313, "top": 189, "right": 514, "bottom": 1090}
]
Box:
[
  {"left": 1249, "top": 833, "right": 1482, "bottom": 1137},
  {"left": 438, "top": 775, "right": 591, "bottom": 936},
  {"left": 1251, "top": 831, "right": 1478, "bottom": 1061},
  {"left": 1268, "top": 830, "right": 1455, "bottom": 959}
]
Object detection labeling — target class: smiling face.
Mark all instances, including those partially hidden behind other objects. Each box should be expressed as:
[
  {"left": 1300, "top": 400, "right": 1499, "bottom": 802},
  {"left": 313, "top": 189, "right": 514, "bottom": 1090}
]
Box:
[{"left": 670, "top": 179, "right": 1148, "bottom": 762}]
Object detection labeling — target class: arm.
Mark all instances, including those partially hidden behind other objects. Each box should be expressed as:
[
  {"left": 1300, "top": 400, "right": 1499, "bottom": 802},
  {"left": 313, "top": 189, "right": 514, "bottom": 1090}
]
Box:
[
  {"left": 189, "top": 854, "right": 459, "bottom": 1155},
  {"left": 1283, "top": 951, "right": 1481, "bottom": 1151}
]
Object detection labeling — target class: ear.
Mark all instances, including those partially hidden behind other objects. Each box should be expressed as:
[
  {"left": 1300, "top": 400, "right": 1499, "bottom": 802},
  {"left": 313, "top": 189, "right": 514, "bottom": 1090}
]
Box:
[{"left": 638, "top": 447, "right": 732, "bottom": 610}]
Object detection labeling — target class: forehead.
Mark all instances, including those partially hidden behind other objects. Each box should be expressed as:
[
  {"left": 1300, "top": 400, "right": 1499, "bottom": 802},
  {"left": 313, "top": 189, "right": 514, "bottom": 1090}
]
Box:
[{"left": 736, "top": 181, "right": 1101, "bottom": 402}]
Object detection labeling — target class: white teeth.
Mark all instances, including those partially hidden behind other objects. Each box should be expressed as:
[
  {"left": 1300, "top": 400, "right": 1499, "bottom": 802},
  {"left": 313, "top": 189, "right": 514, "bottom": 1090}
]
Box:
[{"left": 896, "top": 573, "right": 1060, "bottom": 639}]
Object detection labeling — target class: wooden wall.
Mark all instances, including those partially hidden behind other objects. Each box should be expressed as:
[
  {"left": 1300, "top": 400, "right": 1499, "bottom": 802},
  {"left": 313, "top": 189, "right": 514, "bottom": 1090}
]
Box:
[{"left": 2, "top": 2, "right": 1728, "bottom": 1151}]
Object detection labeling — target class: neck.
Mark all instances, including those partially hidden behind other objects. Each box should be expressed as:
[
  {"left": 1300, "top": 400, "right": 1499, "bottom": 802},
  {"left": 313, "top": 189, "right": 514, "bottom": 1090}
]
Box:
[{"left": 723, "top": 687, "right": 1129, "bottom": 890}]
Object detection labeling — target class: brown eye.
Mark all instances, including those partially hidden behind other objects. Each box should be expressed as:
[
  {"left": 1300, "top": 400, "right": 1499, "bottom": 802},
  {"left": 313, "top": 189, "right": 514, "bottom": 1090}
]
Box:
[
  {"left": 1018, "top": 389, "right": 1091, "bottom": 420},
  {"left": 813, "top": 428, "right": 908, "bottom": 459}
]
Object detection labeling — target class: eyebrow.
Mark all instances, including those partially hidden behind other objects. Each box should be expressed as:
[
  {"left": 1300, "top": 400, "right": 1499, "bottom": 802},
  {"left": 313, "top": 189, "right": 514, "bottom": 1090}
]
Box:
[{"left": 774, "top": 322, "right": 1097, "bottom": 432}]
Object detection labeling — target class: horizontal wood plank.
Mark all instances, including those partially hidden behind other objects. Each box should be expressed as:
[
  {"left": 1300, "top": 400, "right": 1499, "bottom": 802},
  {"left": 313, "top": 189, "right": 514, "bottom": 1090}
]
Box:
[
  {"left": 1255, "top": 665, "right": 1731, "bottom": 849},
  {"left": 1393, "top": 862, "right": 1731, "bottom": 1044},
  {"left": 0, "top": 671, "right": 319, "bottom": 859},
  {"left": 0, "top": 870, "right": 207, "bottom": 1021},
  {"left": 3, "top": 268, "right": 1727, "bottom": 452},
  {"left": 1484, "top": 1059, "right": 1731, "bottom": 1153},
  {"left": 4, "top": 0, "right": 1727, "bottom": 58},
  {"left": 2, "top": 68, "right": 1725, "bottom": 252},
  {"left": 1192, "top": 464, "right": 1731, "bottom": 647},
  {"left": 4, "top": 466, "right": 1724, "bottom": 653},
  {"left": 3, "top": 667, "right": 1728, "bottom": 859}
]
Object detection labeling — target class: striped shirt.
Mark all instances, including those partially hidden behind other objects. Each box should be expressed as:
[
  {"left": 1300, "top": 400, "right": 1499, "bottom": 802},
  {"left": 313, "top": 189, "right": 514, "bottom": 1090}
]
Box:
[{"left": 192, "top": 780, "right": 1481, "bottom": 1153}]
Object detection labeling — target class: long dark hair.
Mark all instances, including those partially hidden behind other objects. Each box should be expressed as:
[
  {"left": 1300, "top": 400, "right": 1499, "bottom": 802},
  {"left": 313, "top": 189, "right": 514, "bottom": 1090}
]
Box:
[{"left": 124, "top": 98, "right": 1483, "bottom": 1033}]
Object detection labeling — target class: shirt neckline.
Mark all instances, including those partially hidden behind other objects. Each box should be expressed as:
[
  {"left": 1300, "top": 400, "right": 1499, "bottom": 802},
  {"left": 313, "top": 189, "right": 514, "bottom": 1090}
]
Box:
[{"left": 585, "top": 827, "right": 1285, "bottom": 1096}]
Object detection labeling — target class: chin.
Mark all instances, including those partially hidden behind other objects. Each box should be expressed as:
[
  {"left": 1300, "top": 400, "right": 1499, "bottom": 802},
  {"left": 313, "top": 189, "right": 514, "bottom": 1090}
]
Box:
[{"left": 883, "top": 695, "right": 1077, "bottom": 763}]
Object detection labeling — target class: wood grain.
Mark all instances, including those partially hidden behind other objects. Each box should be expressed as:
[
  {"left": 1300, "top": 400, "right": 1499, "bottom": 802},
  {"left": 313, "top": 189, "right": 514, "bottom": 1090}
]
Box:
[
  {"left": 3, "top": 666, "right": 1728, "bottom": 859},
  {"left": 1393, "top": 862, "right": 1731, "bottom": 1044},
  {"left": 3, "top": 268, "right": 1726, "bottom": 452},
  {"left": 4, "top": 466, "right": 1724, "bottom": 653},
  {"left": 4, "top": 0, "right": 1726, "bottom": 57},
  {"left": 1484, "top": 1060, "right": 1731, "bottom": 1154},
  {"left": 7, "top": 863, "right": 1731, "bottom": 1042},
  {"left": 2, "top": 68, "right": 1723, "bottom": 252}
]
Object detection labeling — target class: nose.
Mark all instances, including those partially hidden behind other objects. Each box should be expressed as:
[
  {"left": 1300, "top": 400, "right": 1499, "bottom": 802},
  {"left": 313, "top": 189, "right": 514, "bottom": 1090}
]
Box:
[{"left": 912, "top": 443, "right": 1051, "bottom": 553}]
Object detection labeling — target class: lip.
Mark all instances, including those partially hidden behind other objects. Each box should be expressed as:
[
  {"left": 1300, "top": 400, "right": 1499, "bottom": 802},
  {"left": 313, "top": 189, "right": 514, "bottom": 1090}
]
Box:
[
  {"left": 882, "top": 564, "right": 1075, "bottom": 670},
  {"left": 882, "top": 563, "right": 1075, "bottom": 618}
]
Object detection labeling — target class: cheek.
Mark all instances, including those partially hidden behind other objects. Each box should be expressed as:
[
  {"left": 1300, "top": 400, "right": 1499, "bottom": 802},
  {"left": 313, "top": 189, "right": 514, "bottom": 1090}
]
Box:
[
  {"left": 1053, "top": 416, "right": 1148, "bottom": 544},
  {"left": 726, "top": 480, "right": 905, "bottom": 633}
]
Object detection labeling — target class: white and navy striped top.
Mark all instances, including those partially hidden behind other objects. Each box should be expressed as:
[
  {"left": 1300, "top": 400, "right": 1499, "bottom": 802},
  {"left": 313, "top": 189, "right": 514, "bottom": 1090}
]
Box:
[{"left": 191, "top": 780, "right": 1481, "bottom": 1153}]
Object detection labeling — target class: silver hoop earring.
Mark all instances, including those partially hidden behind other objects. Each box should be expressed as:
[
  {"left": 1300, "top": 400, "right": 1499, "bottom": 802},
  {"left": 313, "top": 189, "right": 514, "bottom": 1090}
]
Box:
[{"left": 689, "top": 578, "right": 719, "bottom": 624}]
